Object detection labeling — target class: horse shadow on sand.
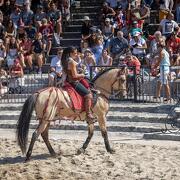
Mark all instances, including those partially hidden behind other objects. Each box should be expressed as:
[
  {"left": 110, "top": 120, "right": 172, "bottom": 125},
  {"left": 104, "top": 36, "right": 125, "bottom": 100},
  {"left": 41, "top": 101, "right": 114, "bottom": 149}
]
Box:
[{"left": 0, "top": 154, "right": 54, "bottom": 165}]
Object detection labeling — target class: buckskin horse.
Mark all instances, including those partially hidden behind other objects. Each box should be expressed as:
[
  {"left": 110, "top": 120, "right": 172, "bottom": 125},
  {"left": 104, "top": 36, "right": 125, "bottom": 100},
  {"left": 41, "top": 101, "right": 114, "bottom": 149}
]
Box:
[{"left": 16, "top": 67, "right": 127, "bottom": 161}]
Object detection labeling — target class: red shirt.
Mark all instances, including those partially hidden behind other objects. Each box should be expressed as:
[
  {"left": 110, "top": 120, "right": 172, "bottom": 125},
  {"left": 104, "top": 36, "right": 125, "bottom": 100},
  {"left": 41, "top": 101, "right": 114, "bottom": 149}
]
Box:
[
  {"left": 167, "top": 37, "right": 180, "bottom": 54},
  {"left": 39, "top": 24, "right": 53, "bottom": 39}
]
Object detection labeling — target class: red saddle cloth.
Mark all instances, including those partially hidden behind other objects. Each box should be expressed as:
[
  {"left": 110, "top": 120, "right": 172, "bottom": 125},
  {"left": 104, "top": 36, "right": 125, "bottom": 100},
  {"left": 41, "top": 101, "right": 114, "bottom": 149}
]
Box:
[{"left": 63, "top": 82, "right": 84, "bottom": 111}]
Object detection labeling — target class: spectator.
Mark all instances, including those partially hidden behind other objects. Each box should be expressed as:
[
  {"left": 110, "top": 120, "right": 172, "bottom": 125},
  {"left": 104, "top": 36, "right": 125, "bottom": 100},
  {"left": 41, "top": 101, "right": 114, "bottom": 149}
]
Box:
[
  {"left": 4, "top": 19, "right": 17, "bottom": 48},
  {"left": 48, "top": 48, "right": 63, "bottom": 86},
  {"left": 48, "top": 2, "right": 62, "bottom": 37},
  {"left": 25, "top": 21, "right": 37, "bottom": 39},
  {"left": 39, "top": 18, "right": 53, "bottom": 56},
  {"left": 109, "top": 31, "right": 129, "bottom": 61},
  {"left": 81, "top": 41, "right": 89, "bottom": 54},
  {"left": 129, "top": 32, "right": 147, "bottom": 61},
  {"left": 154, "top": 37, "right": 171, "bottom": 102},
  {"left": 130, "top": 21, "right": 143, "bottom": 37},
  {"left": 113, "top": 6, "right": 126, "bottom": 32},
  {"left": 102, "top": 18, "right": 114, "bottom": 49},
  {"left": 98, "top": 49, "right": 113, "bottom": 66},
  {"left": 0, "top": 66, "right": 7, "bottom": 95},
  {"left": 16, "top": 23, "right": 26, "bottom": 42},
  {"left": 146, "top": 31, "right": 162, "bottom": 72},
  {"left": 0, "top": 39, "right": 6, "bottom": 67},
  {"left": 0, "top": 17, "right": 6, "bottom": 40},
  {"left": 19, "top": 33, "right": 33, "bottom": 71},
  {"left": 34, "top": 5, "right": 47, "bottom": 30},
  {"left": 10, "top": 58, "right": 24, "bottom": 78},
  {"left": 99, "top": 2, "right": 116, "bottom": 27},
  {"left": 91, "top": 35, "right": 104, "bottom": 65},
  {"left": 10, "top": 5, "right": 21, "bottom": 29},
  {"left": 158, "top": 0, "right": 174, "bottom": 21},
  {"left": 6, "top": 36, "right": 20, "bottom": 68},
  {"left": 125, "top": 53, "right": 141, "bottom": 77},
  {"left": 159, "top": 12, "right": 179, "bottom": 39},
  {"left": 81, "top": 16, "right": 92, "bottom": 43},
  {"left": 31, "top": 32, "right": 45, "bottom": 74},
  {"left": 166, "top": 28, "right": 180, "bottom": 65},
  {"left": 83, "top": 49, "right": 96, "bottom": 78},
  {"left": 20, "top": 1, "right": 34, "bottom": 26}
]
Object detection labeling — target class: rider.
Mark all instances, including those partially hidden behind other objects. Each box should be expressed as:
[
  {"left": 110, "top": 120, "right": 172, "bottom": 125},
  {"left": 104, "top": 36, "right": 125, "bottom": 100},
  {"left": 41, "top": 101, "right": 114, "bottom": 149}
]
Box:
[{"left": 61, "top": 46, "right": 96, "bottom": 124}]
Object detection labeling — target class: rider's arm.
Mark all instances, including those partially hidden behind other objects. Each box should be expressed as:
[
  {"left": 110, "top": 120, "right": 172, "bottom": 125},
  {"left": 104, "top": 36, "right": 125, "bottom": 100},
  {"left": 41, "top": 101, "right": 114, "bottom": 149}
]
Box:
[{"left": 69, "top": 61, "right": 85, "bottom": 79}]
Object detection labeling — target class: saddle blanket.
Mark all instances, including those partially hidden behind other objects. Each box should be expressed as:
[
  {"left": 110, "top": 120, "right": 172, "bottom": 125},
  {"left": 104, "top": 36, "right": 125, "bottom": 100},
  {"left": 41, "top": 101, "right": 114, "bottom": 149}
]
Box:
[{"left": 63, "top": 82, "right": 85, "bottom": 111}]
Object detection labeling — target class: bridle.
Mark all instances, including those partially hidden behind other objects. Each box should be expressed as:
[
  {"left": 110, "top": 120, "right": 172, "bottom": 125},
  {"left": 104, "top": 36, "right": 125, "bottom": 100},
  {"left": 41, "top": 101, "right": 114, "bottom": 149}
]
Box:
[{"left": 94, "top": 68, "right": 127, "bottom": 98}]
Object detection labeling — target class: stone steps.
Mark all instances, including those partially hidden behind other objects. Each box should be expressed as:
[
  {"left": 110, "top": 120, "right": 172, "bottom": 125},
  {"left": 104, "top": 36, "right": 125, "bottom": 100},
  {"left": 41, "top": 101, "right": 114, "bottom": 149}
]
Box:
[
  {"left": 0, "top": 119, "right": 166, "bottom": 133},
  {"left": 0, "top": 102, "right": 179, "bottom": 141},
  {"left": 71, "top": 6, "right": 100, "bottom": 13}
]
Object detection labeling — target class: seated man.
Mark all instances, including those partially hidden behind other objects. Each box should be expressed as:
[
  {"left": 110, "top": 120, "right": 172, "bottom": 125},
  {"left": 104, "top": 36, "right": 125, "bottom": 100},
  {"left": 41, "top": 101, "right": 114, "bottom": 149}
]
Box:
[{"left": 48, "top": 48, "right": 63, "bottom": 87}]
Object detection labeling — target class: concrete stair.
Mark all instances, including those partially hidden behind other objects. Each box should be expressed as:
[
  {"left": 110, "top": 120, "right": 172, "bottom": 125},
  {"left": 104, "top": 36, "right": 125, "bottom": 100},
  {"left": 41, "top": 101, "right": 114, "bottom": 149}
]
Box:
[{"left": 0, "top": 101, "right": 180, "bottom": 141}]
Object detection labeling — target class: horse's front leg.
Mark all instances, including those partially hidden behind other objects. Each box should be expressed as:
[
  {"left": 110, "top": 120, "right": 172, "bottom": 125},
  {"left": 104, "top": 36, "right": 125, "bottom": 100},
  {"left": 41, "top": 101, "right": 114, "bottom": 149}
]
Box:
[
  {"left": 99, "top": 115, "right": 115, "bottom": 154},
  {"left": 77, "top": 124, "right": 94, "bottom": 154}
]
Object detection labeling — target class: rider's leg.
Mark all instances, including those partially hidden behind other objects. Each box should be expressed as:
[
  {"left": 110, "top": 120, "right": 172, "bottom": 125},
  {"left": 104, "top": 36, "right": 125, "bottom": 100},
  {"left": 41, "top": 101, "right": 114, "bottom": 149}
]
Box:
[
  {"left": 72, "top": 81, "right": 96, "bottom": 124},
  {"left": 84, "top": 93, "right": 96, "bottom": 124}
]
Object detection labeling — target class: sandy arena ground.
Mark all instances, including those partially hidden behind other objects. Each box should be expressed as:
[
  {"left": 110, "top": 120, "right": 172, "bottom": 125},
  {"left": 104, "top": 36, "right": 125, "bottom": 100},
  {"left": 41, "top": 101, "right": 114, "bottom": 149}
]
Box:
[{"left": 0, "top": 129, "right": 180, "bottom": 180}]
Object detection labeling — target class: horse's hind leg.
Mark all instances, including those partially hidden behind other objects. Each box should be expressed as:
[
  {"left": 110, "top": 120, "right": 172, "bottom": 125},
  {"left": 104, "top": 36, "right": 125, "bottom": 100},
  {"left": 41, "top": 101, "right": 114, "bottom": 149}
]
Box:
[
  {"left": 41, "top": 123, "right": 56, "bottom": 157},
  {"left": 25, "top": 121, "right": 49, "bottom": 162},
  {"left": 99, "top": 116, "right": 115, "bottom": 154},
  {"left": 77, "top": 124, "right": 94, "bottom": 154}
]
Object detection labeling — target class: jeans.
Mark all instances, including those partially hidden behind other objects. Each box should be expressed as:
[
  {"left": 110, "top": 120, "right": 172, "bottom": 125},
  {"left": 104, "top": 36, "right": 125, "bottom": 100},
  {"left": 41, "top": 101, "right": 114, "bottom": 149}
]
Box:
[{"left": 176, "top": 5, "right": 180, "bottom": 23}]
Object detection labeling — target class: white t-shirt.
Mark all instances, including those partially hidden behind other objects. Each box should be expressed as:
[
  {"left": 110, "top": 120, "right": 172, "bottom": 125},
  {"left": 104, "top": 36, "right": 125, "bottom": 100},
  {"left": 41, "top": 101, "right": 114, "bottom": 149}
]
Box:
[
  {"left": 160, "top": 19, "right": 179, "bottom": 35},
  {"left": 50, "top": 56, "right": 62, "bottom": 73},
  {"left": 130, "top": 37, "right": 146, "bottom": 55}
]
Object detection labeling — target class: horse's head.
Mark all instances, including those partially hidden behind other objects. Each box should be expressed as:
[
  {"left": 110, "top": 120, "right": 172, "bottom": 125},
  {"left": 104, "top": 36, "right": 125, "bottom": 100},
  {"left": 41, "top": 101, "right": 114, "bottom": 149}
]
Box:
[{"left": 111, "top": 67, "right": 127, "bottom": 99}]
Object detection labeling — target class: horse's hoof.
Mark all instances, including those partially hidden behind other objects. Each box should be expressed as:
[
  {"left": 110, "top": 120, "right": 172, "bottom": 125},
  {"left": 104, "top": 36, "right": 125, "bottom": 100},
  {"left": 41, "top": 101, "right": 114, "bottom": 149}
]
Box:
[
  {"left": 108, "top": 148, "right": 115, "bottom": 154},
  {"left": 77, "top": 148, "right": 85, "bottom": 155},
  {"left": 51, "top": 152, "right": 57, "bottom": 158},
  {"left": 24, "top": 158, "right": 30, "bottom": 163}
]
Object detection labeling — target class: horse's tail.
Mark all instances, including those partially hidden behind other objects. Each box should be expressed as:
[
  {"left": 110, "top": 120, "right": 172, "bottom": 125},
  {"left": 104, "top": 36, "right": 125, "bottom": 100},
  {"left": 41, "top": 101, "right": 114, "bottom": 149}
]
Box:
[{"left": 16, "top": 93, "right": 37, "bottom": 154}]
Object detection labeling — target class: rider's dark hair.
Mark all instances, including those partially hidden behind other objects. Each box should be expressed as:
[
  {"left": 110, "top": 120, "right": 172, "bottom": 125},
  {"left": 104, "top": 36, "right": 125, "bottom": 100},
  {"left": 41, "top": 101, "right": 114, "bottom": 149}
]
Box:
[{"left": 61, "top": 46, "right": 77, "bottom": 72}]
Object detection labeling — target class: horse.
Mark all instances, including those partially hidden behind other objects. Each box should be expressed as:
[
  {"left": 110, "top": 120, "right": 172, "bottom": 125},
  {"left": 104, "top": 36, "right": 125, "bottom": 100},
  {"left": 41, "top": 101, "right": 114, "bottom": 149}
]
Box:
[{"left": 16, "top": 67, "right": 127, "bottom": 161}]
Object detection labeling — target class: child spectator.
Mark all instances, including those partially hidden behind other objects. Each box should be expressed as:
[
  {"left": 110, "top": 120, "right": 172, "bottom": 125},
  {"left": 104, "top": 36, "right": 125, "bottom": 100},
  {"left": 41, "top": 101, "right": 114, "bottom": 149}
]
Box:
[
  {"left": 10, "top": 58, "right": 24, "bottom": 78},
  {"left": 10, "top": 5, "right": 21, "bottom": 29},
  {"left": 48, "top": 48, "right": 63, "bottom": 86}
]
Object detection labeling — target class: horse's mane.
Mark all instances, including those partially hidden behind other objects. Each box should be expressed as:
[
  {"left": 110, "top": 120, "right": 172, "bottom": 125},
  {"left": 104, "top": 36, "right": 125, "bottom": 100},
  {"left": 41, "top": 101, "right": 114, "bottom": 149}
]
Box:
[{"left": 91, "top": 68, "right": 114, "bottom": 83}]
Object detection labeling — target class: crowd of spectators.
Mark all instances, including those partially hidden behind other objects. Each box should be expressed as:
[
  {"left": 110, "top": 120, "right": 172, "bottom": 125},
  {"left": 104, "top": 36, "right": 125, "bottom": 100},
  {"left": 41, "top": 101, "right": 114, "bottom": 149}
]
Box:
[
  {"left": 49, "top": 0, "right": 180, "bottom": 100},
  {"left": 0, "top": 0, "right": 70, "bottom": 92}
]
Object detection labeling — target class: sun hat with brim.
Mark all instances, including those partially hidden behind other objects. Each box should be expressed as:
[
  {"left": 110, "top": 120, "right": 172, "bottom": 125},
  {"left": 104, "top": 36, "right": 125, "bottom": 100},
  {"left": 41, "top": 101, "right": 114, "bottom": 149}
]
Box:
[{"left": 84, "top": 16, "right": 90, "bottom": 21}]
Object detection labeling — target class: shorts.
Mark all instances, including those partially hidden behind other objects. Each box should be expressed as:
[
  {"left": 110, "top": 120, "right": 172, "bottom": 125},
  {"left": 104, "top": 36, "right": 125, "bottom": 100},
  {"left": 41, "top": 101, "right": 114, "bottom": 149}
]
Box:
[{"left": 159, "top": 67, "right": 170, "bottom": 85}]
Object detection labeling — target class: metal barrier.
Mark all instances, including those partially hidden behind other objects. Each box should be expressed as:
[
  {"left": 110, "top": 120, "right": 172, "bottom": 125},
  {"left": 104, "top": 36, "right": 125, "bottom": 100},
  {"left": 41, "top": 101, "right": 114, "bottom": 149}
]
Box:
[
  {"left": 0, "top": 66, "right": 179, "bottom": 104},
  {"left": 0, "top": 73, "right": 48, "bottom": 103},
  {"left": 89, "top": 65, "right": 180, "bottom": 103}
]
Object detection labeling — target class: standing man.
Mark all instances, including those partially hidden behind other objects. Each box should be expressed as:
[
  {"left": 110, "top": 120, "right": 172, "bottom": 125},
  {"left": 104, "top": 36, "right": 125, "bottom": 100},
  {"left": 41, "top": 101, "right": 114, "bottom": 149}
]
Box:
[{"left": 154, "top": 37, "right": 171, "bottom": 102}]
